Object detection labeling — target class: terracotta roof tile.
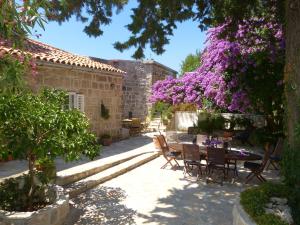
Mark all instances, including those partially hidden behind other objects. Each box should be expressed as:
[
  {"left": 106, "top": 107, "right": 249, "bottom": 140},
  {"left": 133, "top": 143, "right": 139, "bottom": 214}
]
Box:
[{"left": 0, "top": 38, "right": 125, "bottom": 74}]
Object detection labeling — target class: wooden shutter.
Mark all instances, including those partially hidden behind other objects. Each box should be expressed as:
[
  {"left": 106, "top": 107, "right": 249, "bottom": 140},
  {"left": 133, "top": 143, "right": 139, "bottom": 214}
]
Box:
[
  {"left": 68, "top": 92, "right": 77, "bottom": 109},
  {"left": 77, "top": 94, "right": 85, "bottom": 113}
]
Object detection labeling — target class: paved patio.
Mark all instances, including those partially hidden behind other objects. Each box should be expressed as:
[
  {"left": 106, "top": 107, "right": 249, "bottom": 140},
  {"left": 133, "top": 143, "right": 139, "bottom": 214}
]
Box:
[
  {"left": 64, "top": 155, "right": 280, "bottom": 225},
  {"left": 0, "top": 133, "right": 280, "bottom": 225}
]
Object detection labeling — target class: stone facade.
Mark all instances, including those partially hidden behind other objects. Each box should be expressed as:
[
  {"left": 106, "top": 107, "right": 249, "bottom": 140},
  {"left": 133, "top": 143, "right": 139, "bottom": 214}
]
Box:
[
  {"left": 27, "top": 62, "right": 123, "bottom": 138},
  {"left": 102, "top": 60, "right": 177, "bottom": 120}
]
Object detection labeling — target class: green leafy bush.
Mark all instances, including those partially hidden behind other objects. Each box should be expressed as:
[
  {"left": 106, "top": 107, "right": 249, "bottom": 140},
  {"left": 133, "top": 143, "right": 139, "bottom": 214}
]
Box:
[
  {"left": 240, "top": 182, "right": 291, "bottom": 225},
  {"left": 194, "top": 112, "right": 226, "bottom": 135}
]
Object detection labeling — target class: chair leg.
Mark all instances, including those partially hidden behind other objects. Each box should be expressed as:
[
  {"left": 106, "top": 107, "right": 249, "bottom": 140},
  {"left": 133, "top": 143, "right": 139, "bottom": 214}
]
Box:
[
  {"left": 246, "top": 172, "right": 252, "bottom": 178},
  {"left": 270, "top": 161, "right": 279, "bottom": 170},
  {"left": 245, "top": 173, "right": 255, "bottom": 184},
  {"left": 173, "top": 158, "right": 180, "bottom": 167},
  {"left": 258, "top": 174, "right": 266, "bottom": 182},
  {"left": 161, "top": 159, "right": 172, "bottom": 169}
]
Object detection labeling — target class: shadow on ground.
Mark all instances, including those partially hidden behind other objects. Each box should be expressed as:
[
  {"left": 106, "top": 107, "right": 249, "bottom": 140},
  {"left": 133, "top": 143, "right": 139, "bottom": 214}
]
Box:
[
  {"left": 135, "top": 166, "right": 280, "bottom": 225},
  {"left": 64, "top": 186, "right": 137, "bottom": 225}
]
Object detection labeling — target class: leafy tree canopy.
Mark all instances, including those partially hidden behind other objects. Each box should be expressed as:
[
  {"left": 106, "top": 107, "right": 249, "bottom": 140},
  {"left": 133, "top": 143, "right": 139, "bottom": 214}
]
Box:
[
  {"left": 179, "top": 50, "right": 201, "bottom": 76},
  {"left": 46, "top": 0, "right": 284, "bottom": 58}
]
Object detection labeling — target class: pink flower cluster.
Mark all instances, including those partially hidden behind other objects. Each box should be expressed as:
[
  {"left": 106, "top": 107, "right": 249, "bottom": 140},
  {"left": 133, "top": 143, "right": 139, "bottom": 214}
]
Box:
[{"left": 150, "top": 17, "right": 284, "bottom": 113}]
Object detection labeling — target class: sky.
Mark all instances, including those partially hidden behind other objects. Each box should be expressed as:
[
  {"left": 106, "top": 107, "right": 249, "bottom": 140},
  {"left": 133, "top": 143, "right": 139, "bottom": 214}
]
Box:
[{"left": 32, "top": 1, "right": 207, "bottom": 73}]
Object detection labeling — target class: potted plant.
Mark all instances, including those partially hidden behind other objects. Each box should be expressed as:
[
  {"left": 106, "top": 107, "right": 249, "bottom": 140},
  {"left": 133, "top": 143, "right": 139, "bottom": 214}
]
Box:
[
  {"left": 100, "top": 134, "right": 112, "bottom": 146},
  {"left": 0, "top": 89, "right": 100, "bottom": 219}
]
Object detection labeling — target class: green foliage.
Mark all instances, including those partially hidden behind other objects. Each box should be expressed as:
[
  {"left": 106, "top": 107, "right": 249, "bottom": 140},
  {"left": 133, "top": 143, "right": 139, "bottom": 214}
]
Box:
[
  {"left": 0, "top": 55, "right": 28, "bottom": 93},
  {"left": 179, "top": 50, "right": 201, "bottom": 76},
  {"left": 0, "top": 89, "right": 100, "bottom": 162},
  {"left": 194, "top": 112, "right": 226, "bottom": 134},
  {"left": 150, "top": 101, "right": 173, "bottom": 120},
  {"left": 281, "top": 124, "right": 300, "bottom": 224},
  {"left": 0, "top": 89, "right": 100, "bottom": 210},
  {"left": 101, "top": 103, "right": 110, "bottom": 120},
  {"left": 240, "top": 182, "right": 290, "bottom": 225},
  {"left": 0, "top": 0, "right": 49, "bottom": 45},
  {"left": 43, "top": 1, "right": 284, "bottom": 58}
]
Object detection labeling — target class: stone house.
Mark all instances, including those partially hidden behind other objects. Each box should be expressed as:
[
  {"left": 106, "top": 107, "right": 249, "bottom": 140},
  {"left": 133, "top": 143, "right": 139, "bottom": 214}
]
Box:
[
  {"left": 95, "top": 59, "right": 177, "bottom": 120},
  {"left": 1, "top": 39, "right": 124, "bottom": 137}
]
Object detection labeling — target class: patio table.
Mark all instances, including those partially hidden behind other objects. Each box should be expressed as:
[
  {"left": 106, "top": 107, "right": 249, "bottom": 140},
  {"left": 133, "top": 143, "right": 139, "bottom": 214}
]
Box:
[{"left": 168, "top": 143, "right": 262, "bottom": 161}]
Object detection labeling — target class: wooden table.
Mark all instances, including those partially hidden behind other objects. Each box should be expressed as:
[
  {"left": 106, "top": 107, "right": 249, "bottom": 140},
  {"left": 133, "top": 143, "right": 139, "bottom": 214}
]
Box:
[{"left": 168, "top": 143, "right": 262, "bottom": 161}]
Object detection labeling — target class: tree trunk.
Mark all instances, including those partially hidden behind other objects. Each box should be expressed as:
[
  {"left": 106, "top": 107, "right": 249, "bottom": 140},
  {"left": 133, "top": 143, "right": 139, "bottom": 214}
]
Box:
[
  {"left": 27, "top": 153, "right": 35, "bottom": 211},
  {"left": 284, "top": 0, "right": 300, "bottom": 148}
]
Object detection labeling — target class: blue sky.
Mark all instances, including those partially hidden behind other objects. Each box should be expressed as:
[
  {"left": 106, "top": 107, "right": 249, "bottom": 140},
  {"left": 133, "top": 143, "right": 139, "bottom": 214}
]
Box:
[{"left": 32, "top": 1, "right": 206, "bottom": 73}]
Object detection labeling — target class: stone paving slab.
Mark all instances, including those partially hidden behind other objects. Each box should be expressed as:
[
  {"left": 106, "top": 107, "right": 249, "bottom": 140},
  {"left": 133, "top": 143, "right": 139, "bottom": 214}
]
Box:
[
  {"left": 0, "top": 135, "right": 155, "bottom": 181},
  {"left": 65, "top": 156, "right": 280, "bottom": 225}
]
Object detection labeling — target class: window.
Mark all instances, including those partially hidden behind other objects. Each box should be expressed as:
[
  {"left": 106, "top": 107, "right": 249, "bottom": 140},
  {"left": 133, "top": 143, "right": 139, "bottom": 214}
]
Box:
[{"left": 68, "top": 92, "right": 85, "bottom": 113}]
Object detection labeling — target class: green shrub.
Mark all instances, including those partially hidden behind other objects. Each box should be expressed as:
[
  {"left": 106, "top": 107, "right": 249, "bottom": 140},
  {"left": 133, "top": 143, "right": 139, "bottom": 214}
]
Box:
[
  {"left": 240, "top": 182, "right": 291, "bottom": 225},
  {"left": 194, "top": 112, "right": 226, "bottom": 135}
]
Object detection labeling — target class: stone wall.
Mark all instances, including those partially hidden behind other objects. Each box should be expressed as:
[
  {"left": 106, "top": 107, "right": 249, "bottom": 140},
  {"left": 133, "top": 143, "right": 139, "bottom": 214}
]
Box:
[
  {"left": 106, "top": 60, "right": 176, "bottom": 120},
  {"left": 27, "top": 62, "right": 123, "bottom": 137}
]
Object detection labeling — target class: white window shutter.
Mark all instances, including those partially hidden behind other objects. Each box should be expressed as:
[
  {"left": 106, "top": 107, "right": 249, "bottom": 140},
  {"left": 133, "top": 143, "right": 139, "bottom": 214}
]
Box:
[
  {"left": 68, "top": 92, "right": 77, "bottom": 109},
  {"left": 77, "top": 94, "right": 85, "bottom": 113}
]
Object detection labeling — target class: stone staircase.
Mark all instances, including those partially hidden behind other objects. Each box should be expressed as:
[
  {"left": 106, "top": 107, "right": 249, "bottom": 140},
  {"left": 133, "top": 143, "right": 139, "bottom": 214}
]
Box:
[
  {"left": 147, "top": 117, "right": 166, "bottom": 132},
  {"left": 56, "top": 148, "right": 160, "bottom": 198}
]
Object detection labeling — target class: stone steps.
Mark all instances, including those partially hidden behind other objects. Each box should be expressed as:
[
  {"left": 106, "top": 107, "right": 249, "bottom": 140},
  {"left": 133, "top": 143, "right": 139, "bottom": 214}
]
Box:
[
  {"left": 147, "top": 117, "right": 166, "bottom": 132},
  {"left": 64, "top": 151, "right": 160, "bottom": 198},
  {"left": 56, "top": 148, "right": 155, "bottom": 186}
]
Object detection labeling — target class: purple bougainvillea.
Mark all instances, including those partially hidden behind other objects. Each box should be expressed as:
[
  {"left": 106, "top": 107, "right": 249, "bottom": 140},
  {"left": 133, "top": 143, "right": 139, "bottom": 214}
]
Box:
[{"left": 150, "top": 17, "right": 284, "bottom": 113}]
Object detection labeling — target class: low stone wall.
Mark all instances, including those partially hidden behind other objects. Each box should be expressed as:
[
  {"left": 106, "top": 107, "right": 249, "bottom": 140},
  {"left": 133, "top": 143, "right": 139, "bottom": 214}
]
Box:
[
  {"left": 0, "top": 185, "right": 69, "bottom": 225},
  {"left": 232, "top": 199, "right": 256, "bottom": 225},
  {"left": 175, "top": 111, "right": 266, "bottom": 131}
]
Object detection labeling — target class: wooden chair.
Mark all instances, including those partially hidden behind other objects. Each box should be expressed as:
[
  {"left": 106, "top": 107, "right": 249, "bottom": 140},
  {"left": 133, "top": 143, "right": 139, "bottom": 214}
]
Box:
[
  {"left": 154, "top": 135, "right": 181, "bottom": 169},
  {"left": 206, "top": 147, "right": 227, "bottom": 185},
  {"left": 244, "top": 144, "right": 271, "bottom": 183},
  {"left": 267, "top": 138, "right": 284, "bottom": 170},
  {"left": 182, "top": 144, "right": 205, "bottom": 179}
]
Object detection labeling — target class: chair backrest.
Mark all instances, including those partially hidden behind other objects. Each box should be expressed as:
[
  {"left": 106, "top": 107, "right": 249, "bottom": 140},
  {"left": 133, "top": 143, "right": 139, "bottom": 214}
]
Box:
[
  {"left": 272, "top": 138, "right": 284, "bottom": 157},
  {"left": 182, "top": 144, "right": 201, "bottom": 162},
  {"left": 207, "top": 147, "right": 226, "bottom": 165},
  {"left": 154, "top": 135, "right": 169, "bottom": 156}
]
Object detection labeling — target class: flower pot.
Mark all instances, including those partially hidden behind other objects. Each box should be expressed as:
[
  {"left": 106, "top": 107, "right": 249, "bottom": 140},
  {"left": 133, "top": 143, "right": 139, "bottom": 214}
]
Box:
[
  {"left": 7, "top": 154, "right": 13, "bottom": 161},
  {"left": 102, "top": 138, "right": 112, "bottom": 146}
]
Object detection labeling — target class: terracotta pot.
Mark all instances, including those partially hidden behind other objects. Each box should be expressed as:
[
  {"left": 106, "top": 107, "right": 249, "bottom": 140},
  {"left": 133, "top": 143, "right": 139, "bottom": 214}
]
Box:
[
  {"left": 7, "top": 154, "right": 13, "bottom": 161},
  {"left": 102, "top": 138, "right": 112, "bottom": 146},
  {"left": 223, "top": 131, "right": 234, "bottom": 138}
]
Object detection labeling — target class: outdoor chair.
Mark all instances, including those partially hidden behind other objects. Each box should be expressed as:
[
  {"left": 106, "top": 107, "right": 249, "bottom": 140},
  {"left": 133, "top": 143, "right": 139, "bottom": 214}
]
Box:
[
  {"left": 244, "top": 144, "right": 271, "bottom": 183},
  {"left": 154, "top": 135, "right": 181, "bottom": 169},
  {"left": 206, "top": 147, "right": 227, "bottom": 185},
  {"left": 267, "top": 138, "right": 284, "bottom": 170},
  {"left": 182, "top": 144, "right": 206, "bottom": 179}
]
